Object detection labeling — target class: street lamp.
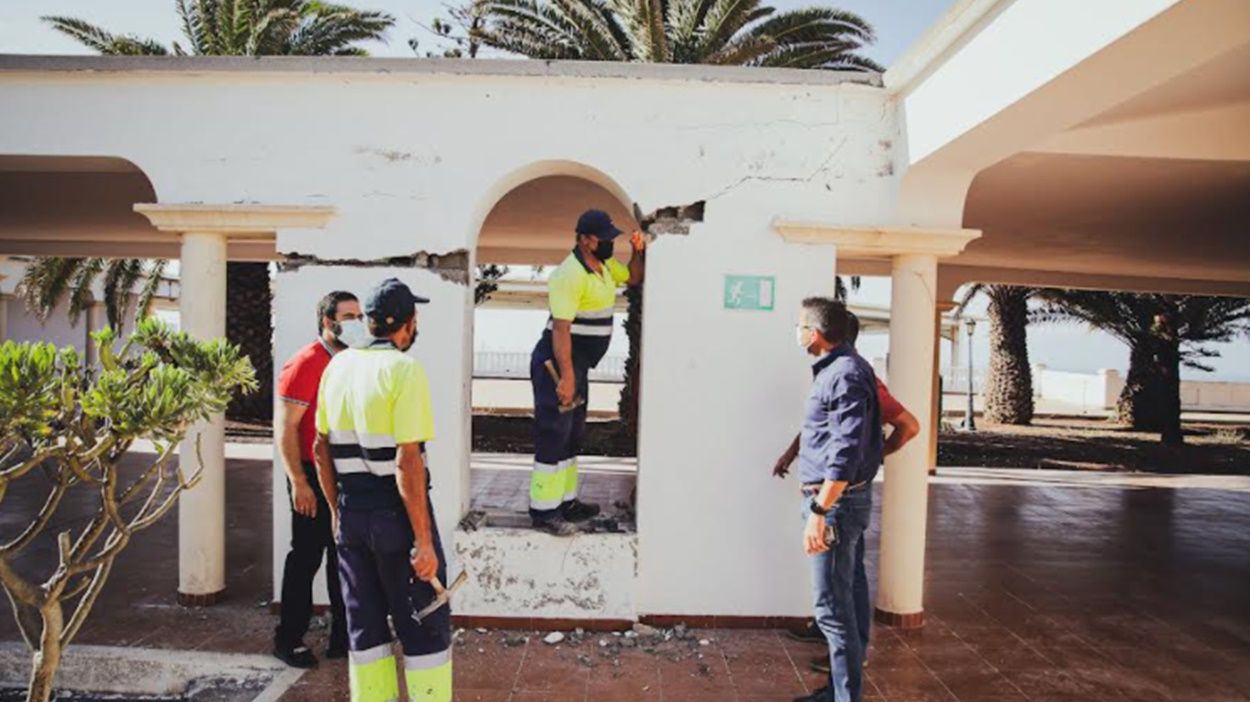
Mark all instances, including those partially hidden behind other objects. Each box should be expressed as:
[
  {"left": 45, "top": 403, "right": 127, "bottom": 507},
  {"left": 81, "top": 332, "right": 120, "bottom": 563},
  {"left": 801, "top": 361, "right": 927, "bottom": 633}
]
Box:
[{"left": 963, "top": 317, "right": 977, "bottom": 431}]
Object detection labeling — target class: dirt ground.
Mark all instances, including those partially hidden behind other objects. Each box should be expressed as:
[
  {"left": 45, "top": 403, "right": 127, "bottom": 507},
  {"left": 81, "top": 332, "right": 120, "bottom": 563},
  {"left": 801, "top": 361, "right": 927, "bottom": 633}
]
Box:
[{"left": 229, "top": 415, "right": 1250, "bottom": 476}]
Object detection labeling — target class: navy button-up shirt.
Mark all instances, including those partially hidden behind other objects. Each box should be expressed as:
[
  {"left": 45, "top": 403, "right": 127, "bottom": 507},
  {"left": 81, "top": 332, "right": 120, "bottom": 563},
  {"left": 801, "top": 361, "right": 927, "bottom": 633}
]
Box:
[{"left": 798, "top": 345, "right": 884, "bottom": 485}]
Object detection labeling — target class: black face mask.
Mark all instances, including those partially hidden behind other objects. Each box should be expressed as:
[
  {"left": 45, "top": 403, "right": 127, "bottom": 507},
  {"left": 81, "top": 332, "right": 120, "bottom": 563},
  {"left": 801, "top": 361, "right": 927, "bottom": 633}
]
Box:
[{"left": 594, "top": 239, "right": 615, "bottom": 261}]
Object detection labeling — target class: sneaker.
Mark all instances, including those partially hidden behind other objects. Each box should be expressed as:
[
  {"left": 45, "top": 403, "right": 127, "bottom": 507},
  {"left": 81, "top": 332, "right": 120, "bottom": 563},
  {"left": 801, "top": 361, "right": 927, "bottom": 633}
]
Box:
[
  {"left": 561, "top": 499, "right": 601, "bottom": 523},
  {"left": 785, "top": 621, "right": 824, "bottom": 643},
  {"left": 273, "top": 642, "right": 318, "bottom": 668},
  {"left": 793, "top": 685, "right": 833, "bottom": 702},
  {"left": 533, "top": 515, "right": 580, "bottom": 537}
]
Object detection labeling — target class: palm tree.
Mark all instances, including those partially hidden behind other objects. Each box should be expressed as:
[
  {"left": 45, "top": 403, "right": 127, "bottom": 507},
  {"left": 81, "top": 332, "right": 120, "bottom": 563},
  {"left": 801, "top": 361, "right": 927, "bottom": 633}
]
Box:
[
  {"left": 473, "top": 0, "right": 882, "bottom": 70},
  {"left": 17, "top": 257, "right": 169, "bottom": 334},
  {"left": 956, "top": 284, "right": 1037, "bottom": 425},
  {"left": 468, "top": 0, "right": 879, "bottom": 436},
  {"left": 1033, "top": 291, "right": 1250, "bottom": 445},
  {"left": 29, "top": 1, "right": 394, "bottom": 421}
]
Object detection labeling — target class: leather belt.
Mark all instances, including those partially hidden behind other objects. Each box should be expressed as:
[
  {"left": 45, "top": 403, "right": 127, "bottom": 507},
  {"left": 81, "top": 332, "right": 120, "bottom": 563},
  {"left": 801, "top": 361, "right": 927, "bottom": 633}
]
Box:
[{"left": 801, "top": 480, "right": 868, "bottom": 496}]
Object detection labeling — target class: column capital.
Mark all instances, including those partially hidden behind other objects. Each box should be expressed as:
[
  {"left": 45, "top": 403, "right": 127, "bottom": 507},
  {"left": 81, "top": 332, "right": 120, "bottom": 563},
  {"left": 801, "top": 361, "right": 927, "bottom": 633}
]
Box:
[
  {"left": 134, "top": 203, "right": 336, "bottom": 237},
  {"left": 773, "top": 221, "right": 980, "bottom": 259}
]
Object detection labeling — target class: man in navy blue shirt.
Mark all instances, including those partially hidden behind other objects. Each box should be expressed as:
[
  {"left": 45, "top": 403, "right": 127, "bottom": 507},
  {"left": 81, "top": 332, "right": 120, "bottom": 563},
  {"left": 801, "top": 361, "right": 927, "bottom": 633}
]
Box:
[{"left": 792, "top": 297, "right": 883, "bottom": 702}]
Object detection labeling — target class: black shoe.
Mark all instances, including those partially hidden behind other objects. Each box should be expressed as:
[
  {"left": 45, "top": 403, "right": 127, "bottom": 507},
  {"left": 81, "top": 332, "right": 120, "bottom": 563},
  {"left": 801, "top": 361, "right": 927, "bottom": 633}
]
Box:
[
  {"left": 785, "top": 621, "right": 824, "bottom": 643},
  {"left": 273, "top": 642, "right": 318, "bottom": 668},
  {"left": 809, "top": 654, "right": 830, "bottom": 675},
  {"left": 561, "top": 499, "right": 600, "bottom": 523},
  {"left": 533, "top": 515, "right": 580, "bottom": 536},
  {"left": 793, "top": 685, "right": 833, "bottom": 702}
]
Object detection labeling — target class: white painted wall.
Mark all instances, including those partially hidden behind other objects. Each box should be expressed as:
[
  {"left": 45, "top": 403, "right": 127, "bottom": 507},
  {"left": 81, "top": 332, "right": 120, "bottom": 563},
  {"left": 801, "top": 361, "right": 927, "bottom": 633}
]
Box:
[
  {"left": 1035, "top": 365, "right": 1250, "bottom": 414},
  {"left": 0, "top": 61, "right": 895, "bottom": 618}
]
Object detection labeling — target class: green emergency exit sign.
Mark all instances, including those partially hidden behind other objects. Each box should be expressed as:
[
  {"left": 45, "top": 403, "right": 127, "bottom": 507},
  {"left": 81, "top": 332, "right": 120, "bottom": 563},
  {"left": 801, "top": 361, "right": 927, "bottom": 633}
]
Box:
[{"left": 723, "top": 275, "right": 775, "bottom": 311}]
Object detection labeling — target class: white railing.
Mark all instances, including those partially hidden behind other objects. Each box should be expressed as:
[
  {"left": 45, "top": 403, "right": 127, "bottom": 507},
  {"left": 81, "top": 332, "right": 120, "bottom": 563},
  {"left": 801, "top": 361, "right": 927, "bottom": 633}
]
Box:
[
  {"left": 474, "top": 351, "right": 627, "bottom": 382},
  {"left": 940, "top": 367, "right": 987, "bottom": 395}
]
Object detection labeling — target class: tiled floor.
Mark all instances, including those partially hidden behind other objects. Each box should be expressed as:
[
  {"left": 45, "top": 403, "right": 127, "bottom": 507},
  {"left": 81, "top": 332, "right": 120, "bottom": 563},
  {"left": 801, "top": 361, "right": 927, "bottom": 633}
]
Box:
[{"left": 2, "top": 449, "right": 1248, "bottom": 701}]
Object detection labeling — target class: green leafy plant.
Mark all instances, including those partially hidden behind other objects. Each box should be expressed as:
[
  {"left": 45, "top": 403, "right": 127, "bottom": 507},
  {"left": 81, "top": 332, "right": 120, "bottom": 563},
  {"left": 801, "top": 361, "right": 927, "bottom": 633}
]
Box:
[{"left": 0, "top": 319, "right": 256, "bottom": 702}]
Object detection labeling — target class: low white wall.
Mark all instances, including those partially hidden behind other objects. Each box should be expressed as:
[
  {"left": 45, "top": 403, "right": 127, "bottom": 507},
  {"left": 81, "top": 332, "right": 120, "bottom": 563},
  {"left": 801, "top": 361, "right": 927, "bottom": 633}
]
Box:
[{"left": 1033, "top": 365, "right": 1250, "bottom": 413}]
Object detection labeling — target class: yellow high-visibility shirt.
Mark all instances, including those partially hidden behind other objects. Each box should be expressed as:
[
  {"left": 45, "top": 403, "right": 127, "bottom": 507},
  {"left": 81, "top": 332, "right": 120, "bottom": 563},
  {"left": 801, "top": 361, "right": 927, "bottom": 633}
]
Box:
[{"left": 544, "top": 249, "right": 628, "bottom": 367}]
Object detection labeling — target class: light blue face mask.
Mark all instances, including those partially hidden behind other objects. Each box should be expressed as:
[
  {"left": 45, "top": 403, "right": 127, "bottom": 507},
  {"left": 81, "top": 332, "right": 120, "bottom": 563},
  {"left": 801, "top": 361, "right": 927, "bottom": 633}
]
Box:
[{"left": 334, "top": 318, "right": 373, "bottom": 349}]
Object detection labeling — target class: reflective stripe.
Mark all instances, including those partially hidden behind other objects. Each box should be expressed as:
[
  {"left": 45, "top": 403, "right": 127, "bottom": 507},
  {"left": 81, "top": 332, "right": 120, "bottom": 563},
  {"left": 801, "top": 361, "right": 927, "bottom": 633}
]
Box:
[
  {"left": 349, "top": 644, "right": 399, "bottom": 702},
  {"left": 570, "top": 323, "right": 613, "bottom": 337},
  {"left": 533, "top": 459, "right": 570, "bottom": 475},
  {"left": 563, "top": 460, "right": 579, "bottom": 501},
  {"left": 330, "top": 429, "right": 398, "bottom": 449},
  {"left": 404, "top": 649, "right": 451, "bottom": 670},
  {"left": 575, "top": 307, "right": 614, "bottom": 320},
  {"left": 350, "top": 642, "right": 394, "bottom": 665},
  {"left": 332, "top": 456, "right": 397, "bottom": 476},
  {"left": 404, "top": 655, "right": 452, "bottom": 701},
  {"left": 532, "top": 460, "right": 576, "bottom": 510}
]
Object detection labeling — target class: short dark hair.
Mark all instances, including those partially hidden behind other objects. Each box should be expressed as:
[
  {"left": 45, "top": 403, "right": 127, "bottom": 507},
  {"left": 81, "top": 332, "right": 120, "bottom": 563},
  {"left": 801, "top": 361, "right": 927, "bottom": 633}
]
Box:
[
  {"left": 367, "top": 314, "right": 409, "bottom": 338},
  {"left": 801, "top": 297, "right": 849, "bottom": 345},
  {"left": 845, "top": 311, "right": 861, "bottom": 347},
  {"left": 316, "top": 291, "right": 357, "bottom": 334}
]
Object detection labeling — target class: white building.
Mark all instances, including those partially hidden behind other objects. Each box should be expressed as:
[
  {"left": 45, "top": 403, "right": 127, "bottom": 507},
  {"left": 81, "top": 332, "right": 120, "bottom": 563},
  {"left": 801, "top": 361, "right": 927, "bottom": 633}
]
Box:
[{"left": 1, "top": 0, "right": 1247, "bottom": 629}]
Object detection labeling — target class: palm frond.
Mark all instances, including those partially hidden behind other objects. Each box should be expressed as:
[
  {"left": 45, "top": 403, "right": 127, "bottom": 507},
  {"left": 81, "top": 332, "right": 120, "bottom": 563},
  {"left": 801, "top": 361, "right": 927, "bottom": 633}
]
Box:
[
  {"left": 134, "top": 260, "right": 172, "bottom": 324},
  {"left": 696, "top": 0, "right": 764, "bottom": 59},
  {"left": 43, "top": 16, "right": 170, "bottom": 55},
  {"left": 18, "top": 257, "right": 87, "bottom": 323}
]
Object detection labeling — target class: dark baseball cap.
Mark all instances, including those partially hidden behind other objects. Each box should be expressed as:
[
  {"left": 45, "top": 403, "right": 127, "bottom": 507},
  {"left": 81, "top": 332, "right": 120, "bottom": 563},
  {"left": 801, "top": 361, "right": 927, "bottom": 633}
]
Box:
[
  {"left": 575, "top": 209, "right": 623, "bottom": 240},
  {"left": 365, "top": 278, "right": 429, "bottom": 326}
]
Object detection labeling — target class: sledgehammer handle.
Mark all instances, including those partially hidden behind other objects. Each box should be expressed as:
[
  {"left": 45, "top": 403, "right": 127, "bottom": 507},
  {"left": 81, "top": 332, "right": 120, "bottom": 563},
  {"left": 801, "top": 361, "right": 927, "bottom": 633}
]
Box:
[{"left": 543, "top": 360, "right": 581, "bottom": 414}]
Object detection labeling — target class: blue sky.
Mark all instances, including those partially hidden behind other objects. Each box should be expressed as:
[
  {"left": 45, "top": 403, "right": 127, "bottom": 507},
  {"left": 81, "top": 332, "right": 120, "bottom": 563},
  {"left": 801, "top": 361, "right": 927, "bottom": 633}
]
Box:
[
  {"left": 3, "top": 0, "right": 1248, "bottom": 380},
  {"left": 0, "top": 0, "right": 949, "bottom": 65}
]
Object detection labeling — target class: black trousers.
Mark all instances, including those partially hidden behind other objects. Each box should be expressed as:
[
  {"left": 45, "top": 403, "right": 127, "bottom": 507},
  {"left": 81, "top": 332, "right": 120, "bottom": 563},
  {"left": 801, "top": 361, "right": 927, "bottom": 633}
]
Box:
[{"left": 275, "top": 462, "right": 347, "bottom": 648}]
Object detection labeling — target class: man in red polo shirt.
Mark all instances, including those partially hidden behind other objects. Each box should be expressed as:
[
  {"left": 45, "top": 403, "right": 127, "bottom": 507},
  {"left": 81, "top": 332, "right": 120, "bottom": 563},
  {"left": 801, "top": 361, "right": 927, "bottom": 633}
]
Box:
[
  {"left": 773, "top": 311, "right": 920, "bottom": 676},
  {"left": 273, "top": 290, "right": 370, "bottom": 668}
]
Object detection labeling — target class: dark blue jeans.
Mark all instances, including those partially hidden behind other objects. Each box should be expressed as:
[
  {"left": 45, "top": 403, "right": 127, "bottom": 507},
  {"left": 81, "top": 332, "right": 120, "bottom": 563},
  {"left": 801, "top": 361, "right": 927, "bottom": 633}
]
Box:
[{"left": 806, "top": 487, "right": 873, "bottom": 702}]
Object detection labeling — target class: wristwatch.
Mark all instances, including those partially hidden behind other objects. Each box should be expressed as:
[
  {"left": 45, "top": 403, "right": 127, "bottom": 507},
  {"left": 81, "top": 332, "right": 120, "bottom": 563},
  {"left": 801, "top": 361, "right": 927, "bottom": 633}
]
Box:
[{"left": 809, "top": 498, "right": 831, "bottom": 516}]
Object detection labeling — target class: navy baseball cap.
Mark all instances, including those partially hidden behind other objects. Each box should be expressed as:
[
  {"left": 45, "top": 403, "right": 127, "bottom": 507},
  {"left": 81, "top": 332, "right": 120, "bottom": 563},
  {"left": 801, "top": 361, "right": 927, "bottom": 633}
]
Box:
[
  {"left": 575, "top": 209, "right": 623, "bottom": 239},
  {"left": 365, "top": 278, "right": 429, "bottom": 326}
]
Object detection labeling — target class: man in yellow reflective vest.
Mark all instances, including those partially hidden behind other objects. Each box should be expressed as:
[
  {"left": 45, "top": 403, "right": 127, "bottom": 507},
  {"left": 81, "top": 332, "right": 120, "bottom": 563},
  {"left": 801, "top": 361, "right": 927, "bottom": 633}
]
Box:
[
  {"left": 530, "top": 209, "right": 645, "bottom": 536},
  {"left": 314, "top": 278, "right": 450, "bottom": 702}
]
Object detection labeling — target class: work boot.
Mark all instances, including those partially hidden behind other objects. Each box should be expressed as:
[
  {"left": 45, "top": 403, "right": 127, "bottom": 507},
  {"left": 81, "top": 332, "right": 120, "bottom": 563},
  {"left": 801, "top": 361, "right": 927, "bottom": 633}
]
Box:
[
  {"left": 273, "top": 642, "right": 318, "bottom": 668},
  {"left": 561, "top": 499, "right": 600, "bottom": 523},
  {"left": 533, "top": 515, "right": 580, "bottom": 537},
  {"left": 785, "top": 620, "right": 824, "bottom": 643},
  {"left": 793, "top": 685, "right": 833, "bottom": 702}
]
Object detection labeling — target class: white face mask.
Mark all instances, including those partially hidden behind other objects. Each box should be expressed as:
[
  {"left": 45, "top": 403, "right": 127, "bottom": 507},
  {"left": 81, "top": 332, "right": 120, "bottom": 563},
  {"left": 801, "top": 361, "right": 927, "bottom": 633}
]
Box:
[
  {"left": 796, "top": 324, "right": 813, "bottom": 350},
  {"left": 335, "top": 318, "right": 373, "bottom": 349}
]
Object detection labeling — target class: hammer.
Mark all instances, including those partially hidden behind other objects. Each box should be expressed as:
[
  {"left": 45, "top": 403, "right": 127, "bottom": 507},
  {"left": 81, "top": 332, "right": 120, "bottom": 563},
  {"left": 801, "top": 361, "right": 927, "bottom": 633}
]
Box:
[
  {"left": 544, "top": 359, "right": 586, "bottom": 414},
  {"left": 412, "top": 570, "right": 469, "bottom": 624}
]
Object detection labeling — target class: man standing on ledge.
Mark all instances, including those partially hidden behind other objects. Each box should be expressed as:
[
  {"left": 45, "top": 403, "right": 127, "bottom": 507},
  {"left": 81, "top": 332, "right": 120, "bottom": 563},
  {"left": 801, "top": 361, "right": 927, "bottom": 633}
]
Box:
[
  {"left": 315, "top": 279, "right": 451, "bottom": 702},
  {"left": 530, "top": 209, "right": 645, "bottom": 536},
  {"left": 791, "top": 298, "right": 883, "bottom": 702}
]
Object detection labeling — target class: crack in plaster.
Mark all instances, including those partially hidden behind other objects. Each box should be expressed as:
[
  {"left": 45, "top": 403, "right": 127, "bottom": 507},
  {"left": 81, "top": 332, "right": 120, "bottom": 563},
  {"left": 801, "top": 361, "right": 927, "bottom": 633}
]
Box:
[
  {"left": 707, "top": 135, "right": 849, "bottom": 201},
  {"left": 279, "top": 250, "right": 471, "bottom": 285}
]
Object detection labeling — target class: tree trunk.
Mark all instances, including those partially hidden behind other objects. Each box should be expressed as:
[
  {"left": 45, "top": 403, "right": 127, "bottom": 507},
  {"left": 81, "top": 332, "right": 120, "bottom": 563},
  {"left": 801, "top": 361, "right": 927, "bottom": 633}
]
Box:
[
  {"left": 1158, "top": 335, "right": 1183, "bottom": 446},
  {"left": 982, "top": 286, "right": 1034, "bottom": 425},
  {"left": 1117, "top": 338, "right": 1165, "bottom": 431},
  {"left": 225, "top": 262, "right": 273, "bottom": 422},
  {"left": 27, "top": 605, "right": 64, "bottom": 702},
  {"left": 618, "top": 284, "right": 643, "bottom": 444}
]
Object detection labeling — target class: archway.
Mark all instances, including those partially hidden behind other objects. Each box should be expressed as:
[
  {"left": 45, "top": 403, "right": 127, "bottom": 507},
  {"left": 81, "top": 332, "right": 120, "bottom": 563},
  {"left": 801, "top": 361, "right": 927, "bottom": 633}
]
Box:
[{"left": 466, "top": 163, "right": 641, "bottom": 530}]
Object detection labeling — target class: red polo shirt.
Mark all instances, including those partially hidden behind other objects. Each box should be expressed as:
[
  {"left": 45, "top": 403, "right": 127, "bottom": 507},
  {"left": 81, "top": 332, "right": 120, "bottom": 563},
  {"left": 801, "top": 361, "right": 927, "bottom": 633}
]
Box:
[
  {"left": 877, "top": 379, "right": 906, "bottom": 425},
  {"left": 276, "top": 339, "right": 334, "bottom": 463}
]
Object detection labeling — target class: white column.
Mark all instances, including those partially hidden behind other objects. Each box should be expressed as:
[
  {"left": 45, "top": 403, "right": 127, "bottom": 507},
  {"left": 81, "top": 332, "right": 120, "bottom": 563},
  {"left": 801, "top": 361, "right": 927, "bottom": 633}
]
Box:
[
  {"left": 948, "top": 322, "right": 961, "bottom": 378},
  {"left": 877, "top": 253, "right": 938, "bottom": 628},
  {"left": 177, "top": 231, "right": 228, "bottom": 605}
]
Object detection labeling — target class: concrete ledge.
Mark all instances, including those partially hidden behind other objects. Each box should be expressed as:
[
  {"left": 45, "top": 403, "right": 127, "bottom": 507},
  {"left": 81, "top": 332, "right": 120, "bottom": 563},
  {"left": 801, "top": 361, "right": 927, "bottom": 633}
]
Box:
[
  {"left": 454, "top": 526, "right": 637, "bottom": 621},
  {"left": 0, "top": 642, "right": 303, "bottom": 700},
  {"left": 0, "top": 54, "right": 883, "bottom": 88}
]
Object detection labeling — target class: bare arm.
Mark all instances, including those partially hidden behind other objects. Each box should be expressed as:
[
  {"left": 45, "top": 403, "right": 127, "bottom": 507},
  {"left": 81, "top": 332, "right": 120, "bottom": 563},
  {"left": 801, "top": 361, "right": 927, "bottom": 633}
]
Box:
[
  {"left": 627, "top": 232, "right": 646, "bottom": 287},
  {"left": 277, "top": 401, "right": 316, "bottom": 517},
  {"left": 772, "top": 433, "right": 801, "bottom": 477},
  {"left": 396, "top": 442, "right": 438, "bottom": 581},
  {"left": 313, "top": 432, "right": 338, "bottom": 527},
  {"left": 883, "top": 409, "right": 920, "bottom": 457}
]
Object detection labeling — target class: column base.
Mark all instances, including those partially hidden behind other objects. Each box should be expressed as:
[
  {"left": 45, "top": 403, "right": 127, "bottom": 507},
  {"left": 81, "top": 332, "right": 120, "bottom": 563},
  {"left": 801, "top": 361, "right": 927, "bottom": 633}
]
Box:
[
  {"left": 177, "top": 589, "right": 225, "bottom": 607},
  {"left": 874, "top": 607, "right": 924, "bottom": 629}
]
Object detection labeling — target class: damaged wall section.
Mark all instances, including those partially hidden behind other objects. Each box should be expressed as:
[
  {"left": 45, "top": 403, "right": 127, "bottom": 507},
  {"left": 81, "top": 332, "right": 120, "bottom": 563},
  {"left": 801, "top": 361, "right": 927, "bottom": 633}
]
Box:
[{"left": 279, "top": 249, "right": 473, "bottom": 286}]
